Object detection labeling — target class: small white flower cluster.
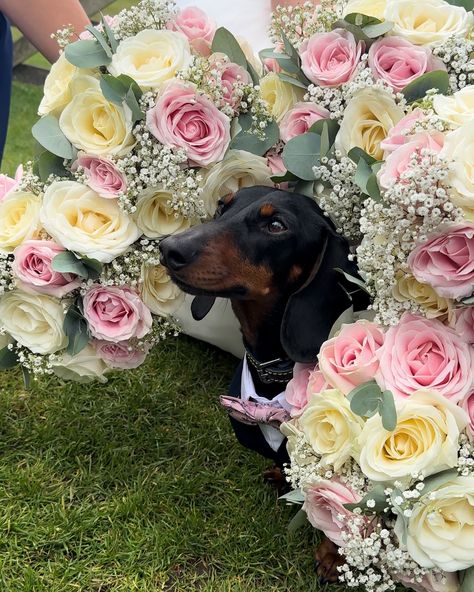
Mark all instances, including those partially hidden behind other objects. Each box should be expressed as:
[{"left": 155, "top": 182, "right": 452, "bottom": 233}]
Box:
[
  {"left": 7, "top": 342, "right": 59, "bottom": 377},
  {"left": 0, "top": 253, "right": 14, "bottom": 296},
  {"left": 114, "top": 0, "right": 177, "bottom": 40},
  {"left": 457, "top": 433, "right": 474, "bottom": 476},
  {"left": 357, "top": 150, "right": 463, "bottom": 325},
  {"left": 432, "top": 34, "right": 474, "bottom": 92},
  {"left": 51, "top": 26, "right": 75, "bottom": 50},
  {"left": 17, "top": 162, "right": 45, "bottom": 196}
]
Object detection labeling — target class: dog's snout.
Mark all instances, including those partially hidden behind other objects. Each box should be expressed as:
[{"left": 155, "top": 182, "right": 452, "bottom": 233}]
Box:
[{"left": 159, "top": 235, "right": 199, "bottom": 272}]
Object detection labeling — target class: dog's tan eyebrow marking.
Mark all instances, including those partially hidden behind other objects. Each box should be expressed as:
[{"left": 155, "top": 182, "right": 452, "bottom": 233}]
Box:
[{"left": 260, "top": 203, "right": 275, "bottom": 217}]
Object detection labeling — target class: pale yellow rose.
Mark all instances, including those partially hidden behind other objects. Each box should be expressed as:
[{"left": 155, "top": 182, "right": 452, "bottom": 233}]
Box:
[
  {"left": 398, "top": 476, "right": 474, "bottom": 571},
  {"left": 392, "top": 271, "right": 451, "bottom": 319},
  {"left": 38, "top": 53, "right": 81, "bottom": 116},
  {"left": 201, "top": 150, "right": 273, "bottom": 217},
  {"left": 0, "top": 290, "right": 68, "bottom": 355},
  {"left": 259, "top": 72, "right": 304, "bottom": 123},
  {"left": 385, "top": 0, "right": 474, "bottom": 46},
  {"left": 134, "top": 187, "right": 192, "bottom": 239},
  {"left": 40, "top": 181, "right": 140, "bottom": 263},
  {"left": 441, "top": 121, "right": 474, "bottom": 221},
  {"left": 140, "top": 263, "right": 184, "bottom": 316},
  {"left": 357, "top": 390, "right": 467, "bottom": 482},
  {"left": 0, "top": 191, "right": 42, "bottom": 253},
  {"left": 336, "top": 88, "right": 404, "bottom": 160},
  {"left": 109, "top": 30, "right": 192, "bottom": 90},
  {"left": 298, "top": 389, "right": 364, "bottom": 470},
  {"left": 344, "top": 0, "right": 387, "bottom": 19},
  {"left": 433, "top": 85, "right": 474, "bottom": 128},
  {"left": 53, "top": 344, "right": 108, "bottom": 383},
  {"left": 59, "top": 76, "right": 135, "bottom": 156}
]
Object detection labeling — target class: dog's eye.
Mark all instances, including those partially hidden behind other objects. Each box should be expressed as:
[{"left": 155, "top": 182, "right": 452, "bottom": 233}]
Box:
[{"left": 267, "top": 220, "right": 287, "bottom": 234}]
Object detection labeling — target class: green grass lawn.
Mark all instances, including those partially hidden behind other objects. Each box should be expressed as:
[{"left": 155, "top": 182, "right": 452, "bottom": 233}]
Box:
[{"left": 0, "top": 74, "right": 333, "bottom": 592}]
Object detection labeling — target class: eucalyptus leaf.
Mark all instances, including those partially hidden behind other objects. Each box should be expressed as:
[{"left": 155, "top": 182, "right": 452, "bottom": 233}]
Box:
[
  {"left": 52, "top": 251, "right": 102, "bottom": 280},
  {"left": 354, "top": 157, "right": 373, "bottom": 194},
  {"left": 229, "top": 119, "right": 279, "bottom": 156},
  {"left": 280, "top": 489, "right": 305, "bottom": 505},
  {"left": 419, "top": 469, "right": 458, "bottom": 499},
  {"left": 446, "top": 0, "right": 474, "bottom": 8},
  {"left": 278, "top": 73, "right": 308, "bottom": 89},
  {"left": 344, "top": 13, "right": 382, "bottom": 27},
  {"left": 402, "top": 70, "right": 450, "bottom": 104},
  {"left": 37, "top": 151, "right": 69, "bottom": 182},
  {"left": 101, "top": 14, "right": 119, "bottom": 52},
  {"left": 363, "top": 20, "right": 394, "bottom": 38},
  {"left": 349, "top": 381, "right": 383, "bottom": 418},
  {"left": 310, "top": 119, "right": 340, "bottom": 155},
  {"left": 334, "top": 268, "right": 370, "bottom": 294},
  {"left": 211, "top": 27, "right": 248, "bottom": 69},
  {"left": 282, "top": 132, "right": 321, "bottom": 180},
  {"left": 125, "top": 87, "right": 145, "bottom": 122},
  {"left": 366, "top": 173, "right": 382, "bottom": 201},
  {"left": 271, "top": 170, "right": 298, "bottom": 183},
  {"left": 460, "top": 566, "right": 474, "bottom": 592},
  {"left": 332, "top": 18, "right": 371, "bottom": 43},
  {"left": 348, "top": 147, "right": 377, "bottom": 165},
  {"left": 294, "top": 180, "right": 315, "bottom": 197},
  {"left": 0, "top": 345, "right": 19, "bottom": 369},
  {"left": 64, "top": 39, "right": 112, "bottom": 68},
  {"left": 84, "top": 25, "right": 112, "bottom": 58},
  {"left": 100, "top": 74, "right": 129, "bottom": 104},
  {"left": 345, "top": 483, "right": 388, "bottom": 514},
  {"left": 246, "top": 61, "right": 260, "bottom": 85},
  {"left": 32, "top": 115, "right": 74, "bottom": 160},
  {"left": 64, "top": 304, "right": 90, "bottom": 357},
  {"left": 288, "top": 508, "right": 308, "bottom": 534},
  {"left": 380, "top": 390, "right": 397, "bottom": 431},
  {"left": 281, "top": 32, "right": 301, "bottom": 65}
]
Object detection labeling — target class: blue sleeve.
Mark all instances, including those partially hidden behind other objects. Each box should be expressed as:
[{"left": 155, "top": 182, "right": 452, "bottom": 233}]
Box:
[{"left": 0, "top": 13, "right": 13, "bottom": 167}]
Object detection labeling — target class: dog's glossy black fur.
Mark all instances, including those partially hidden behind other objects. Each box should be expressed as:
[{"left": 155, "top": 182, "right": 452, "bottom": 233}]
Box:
[{"left": 160, "top": 186, "right": 367, "bottom": 464}]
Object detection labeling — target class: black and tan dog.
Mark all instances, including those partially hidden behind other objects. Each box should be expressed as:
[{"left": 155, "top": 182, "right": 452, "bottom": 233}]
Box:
[{"left": 160, "top": 186, "right": 368, "bottom": 581}]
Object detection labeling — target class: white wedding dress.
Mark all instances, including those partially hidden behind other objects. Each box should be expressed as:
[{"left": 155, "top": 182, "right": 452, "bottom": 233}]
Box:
[{"left": 173, "top": 0, "right": 272, "bottom": 358}]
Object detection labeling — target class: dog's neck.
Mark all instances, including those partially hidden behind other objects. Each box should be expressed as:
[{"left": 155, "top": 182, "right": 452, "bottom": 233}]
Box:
[{"left": 231, "top": 295, "right": 292, "bottom": 398}]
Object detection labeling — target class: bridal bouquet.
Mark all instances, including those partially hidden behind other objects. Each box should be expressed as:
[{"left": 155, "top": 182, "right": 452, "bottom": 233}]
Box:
[
  {"left": 273, "top": 0, "right": 474, "bottom": 590},
  {"left": 0, "top": 0, "right": 277, "bottom": 383}
]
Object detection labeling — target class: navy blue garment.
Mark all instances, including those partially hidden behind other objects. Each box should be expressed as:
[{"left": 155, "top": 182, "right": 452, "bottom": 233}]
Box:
[{"left": 0, "top": 12, "right": 13, "bottom": 166}]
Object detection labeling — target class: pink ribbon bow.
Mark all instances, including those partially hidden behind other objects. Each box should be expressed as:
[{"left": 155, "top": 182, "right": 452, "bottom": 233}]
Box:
[{"left": 220, "top": 395, "right": 291, "bottom": 428}]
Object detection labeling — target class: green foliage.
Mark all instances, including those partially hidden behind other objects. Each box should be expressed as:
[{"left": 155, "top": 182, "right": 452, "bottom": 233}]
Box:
[
  {"left": 446, "top": 0, "right": 474, "bottom": 9},
  {"left": 348, "top": 147, "right": 382, "bottom": 200},
  {"left": 0, "top": 345, "right": 18, "bottom": 369},
  {"left": 64, "top": 38, "right": 112, "bottom": 68},
  {"left": 36, "top": 151, "right": 70, "bottom": 182},
  {"left": 31, "top": 115, "right": 74, "bottom": 160},
  {"left": 211, "top": 27, "right": 259, "bottom": 83},
  {"left": 460, "top": 566, "right": 474, "bottom": 592},
  {"left": 349, "top": 381, "right": 397, "bottom": 431},
  {"left": 84, "top": 25, "right": 113, "bottom": 58},
  {"left": 419, "top": 469, "right": 458, "bottom": 499},
  {"left": 229, "top": 115, "right": 279, "bottom": 156},
  {"left": 100, "top": 74, "right": 144, "bottom": 122},
  {"left": 282, "top": 132, "right": 321, "bottom": 180},
  {"left": 333, "top": 13, "right": 394, "bottom": 43},
  {"left": 52, "top": 251, "right": 102, "bottom": 281},
  {"left": 345, "top": 483, "right": 389, "bottom": 514},
  {"left": 63, "top": 302, "right": 90, "bottom": 356},
  {"left": 402, "top": 70, "right": 450, "bottom": 104}
]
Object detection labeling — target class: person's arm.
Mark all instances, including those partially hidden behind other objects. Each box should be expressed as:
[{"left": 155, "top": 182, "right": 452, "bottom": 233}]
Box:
[{"left": 0, "top": 0, "right": 90, "bottom": 62}]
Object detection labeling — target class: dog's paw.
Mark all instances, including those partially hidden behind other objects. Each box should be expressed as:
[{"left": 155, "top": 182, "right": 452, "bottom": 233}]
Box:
[
  {"left": 315, "top": 536, "right": 344, "bottom": 585},
  {"left": 262, "top": 465, "right": 290, "bottom": 495}
]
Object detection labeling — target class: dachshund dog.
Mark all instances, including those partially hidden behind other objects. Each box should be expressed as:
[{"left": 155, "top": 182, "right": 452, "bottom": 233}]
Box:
[{"left": 160, "top": 186, "right": 368, "bottom": 582}]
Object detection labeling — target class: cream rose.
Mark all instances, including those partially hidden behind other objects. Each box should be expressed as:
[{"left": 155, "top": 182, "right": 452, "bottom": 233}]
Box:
[
  {"left": 298, "top": 389, "right": 364, "bottom": 470},
  {"left": 385, "top": 0, "right": 474, "bottom": 46},
  {"left": 59, "top": 76, "right": 135, "bottom": 156},
  {"left": 40, "top": 181, "right": 140, "bottom": 263},
  {"left": 259, "top": 72, "right": 304, "bottom": 123},
  {"left": 392, "top": 271, "right": 451, "bottom": 319},
  {"left": 357, "top": 390, "right": 467, "bottom": 482},
  {"left": 344, "top": 0, "right": 387, "bottom": 19},
  {"left": 201, "top": 150, "right": 273, "bottom": 217},
  {"left": 441, "top": 121, "right": 474, "bottom": 221},
  {"left": 400, "top": 476, "right": 474, "bottom": 571},
  {"left": 53, "top": 344, "right": 108, "bottom": 383},
  {"left": 134, "top": 187, "right": 192, "bottom": 238},
  {"left": 140, "top": 263, "right": 185, "bottom": 316},
  {"left": 109, "top": 29, "right": 192, "bottom": 90},
  {"left": 0, "top": 290, "right": 67, "bottom": 354},
  {"left": 38, "top": 53, "right": 81, "bottom": 116},
  {"left": 336, "top": 88, "right": 404, "bottom": 160},
  {"left": 0, "top": 191, "right": 42, "bottom": 253},
  {"left": 280, "top": 421, "right": 313, "bottom": 466},
  {"left": 433, "top": 85, "right": 474, "bottom": 128}
]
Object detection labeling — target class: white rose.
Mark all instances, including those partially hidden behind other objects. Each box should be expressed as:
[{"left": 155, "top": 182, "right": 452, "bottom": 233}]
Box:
[
  {"left": 53, "top": 344, "right": 108, "bottom": 383},
  {"left": 298, "top": 389, "right": 364, "bottom": 470},
  {"left": 59, "top": 76, "right": 135, "bottom": 156},
  {"left": 433, "top": 85, "right": 474, "bottom": 128},
  {"left": 140, "top": 263, "right": 184, "bottom": 316},
  {"left": 40, "top": 181, "right": 141, "bottom": 263},
  {"left": 109, "top": 29, "right": 192, "bottom": 90},
  {"left": 201, "top": 150, "right": 273, "bottom": 217},
  {"left": 260, "top": 72, "right": 304, "bottom": 123},
  {"left": 441, "top": 121, "right": 474, "bottom": 221},
  {"left": 0, "top": 191, "right": 42, "bottom": 253},
  {"left": 385, "top": 0, "right": 474, "bottom": 46},
  {"left": 134, "top": 187, "right": 192, "bottom": 238},
  {"left": 38, "top": 53, "right": 80, "bottom": 116},
  {"left": 357, "top": 390, "right": 467, "bottom": 482},
  {"left": 0, "top": 290, "right": 67, "bottom": 354},
  {"left": 343, "top": 0, "right": 387, "bottom": 19},
  {"left": 399, "top": 476, "right": 474, "bottom": 571},
  {"left": 336, "top": 88, "right": 404, "bottom": 160}
]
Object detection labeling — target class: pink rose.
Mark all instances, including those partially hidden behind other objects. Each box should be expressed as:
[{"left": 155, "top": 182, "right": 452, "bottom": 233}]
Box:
[
  {"left": 286, "top": 363, "right": 327, "bottom": 416},
  {"left": 12, "top": 240, "right": 81, "bottom": 298},
  {"left": 450, "top": 307, "right": 474, "bottom": 343},
  {"left": 378, "top": 132, "right": 444, "bottom": 189},
  {"left": 376, "top": 313, "right": 474, "bottom": 402},
  {"left": 461, "top": 391, "right": 474, "bottom": 440},
  {"left": 369, "top": 37, "right": 444, "bottom": 93},
  {"left": 263, "top": 41, "right": 284, "bottom": 74},
  {"left": 408, "top": 225, "right": 474, "bottom": 300},
  {"left": 0, "top": 165, "right": 23, "bottom": 202},
  {"left": 279, "top": 101, "right": 330, "bottom": 143},
  {"left": 83, "top": 285, "right": 153, "bottom": 342},
  {"left": 209, "top": 54, "right": 251, "bottom": 109},
  {"left": 318, "top": 321, "right": 385, "bottom": 396},
  {"left": 94, "top": 339, "right": 149, "bottom": 370},
  {"left": 303, "top": 479, "right": 362, "bottom": 547},
  {"left": 168, "top": 7, "right": 216, "bottom": 56},
  {"left": 73, "top": 155, "right": 127, "bottom": 198},
  {"left": 380, "top": 108, "right": 426, "bottom": 153},
  {"left": 146, "top": 82, "right": 231, "bottom": 167},
  {"left": 300, "top": 29, "right": 362, "bottom": 87}
]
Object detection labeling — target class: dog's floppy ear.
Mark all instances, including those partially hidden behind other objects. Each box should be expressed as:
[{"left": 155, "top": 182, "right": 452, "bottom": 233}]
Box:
[{"left": 280, "top": 229, "right": 353, "bottom": 364}]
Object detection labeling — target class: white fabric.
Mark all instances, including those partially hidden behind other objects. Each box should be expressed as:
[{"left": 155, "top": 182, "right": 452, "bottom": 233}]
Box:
[
  {"left": 241, "top": 355, "right": 291, "bottom": 452},
  {"left": 176, "top": 0, "right": 273, "bottom": 52}
]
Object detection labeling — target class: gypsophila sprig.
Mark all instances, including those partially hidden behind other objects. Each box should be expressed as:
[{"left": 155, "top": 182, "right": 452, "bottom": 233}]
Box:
[{"left": 114, "top": 0, "right": 177, "bottom": 40}]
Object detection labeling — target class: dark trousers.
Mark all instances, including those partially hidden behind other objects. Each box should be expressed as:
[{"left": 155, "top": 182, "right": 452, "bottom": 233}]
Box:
[{"left": 0, "top": 13, "right": 13, "bottom": 166}]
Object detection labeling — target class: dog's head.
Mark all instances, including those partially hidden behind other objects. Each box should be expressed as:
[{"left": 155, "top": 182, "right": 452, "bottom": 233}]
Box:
[{"left": 160, "top": 186, "right": 365, "bottom": 363}]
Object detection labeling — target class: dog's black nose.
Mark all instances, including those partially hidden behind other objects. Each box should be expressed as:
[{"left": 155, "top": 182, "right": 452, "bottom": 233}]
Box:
[{"left": 159, "top": 235, "right": 199, "bottom": 271}]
